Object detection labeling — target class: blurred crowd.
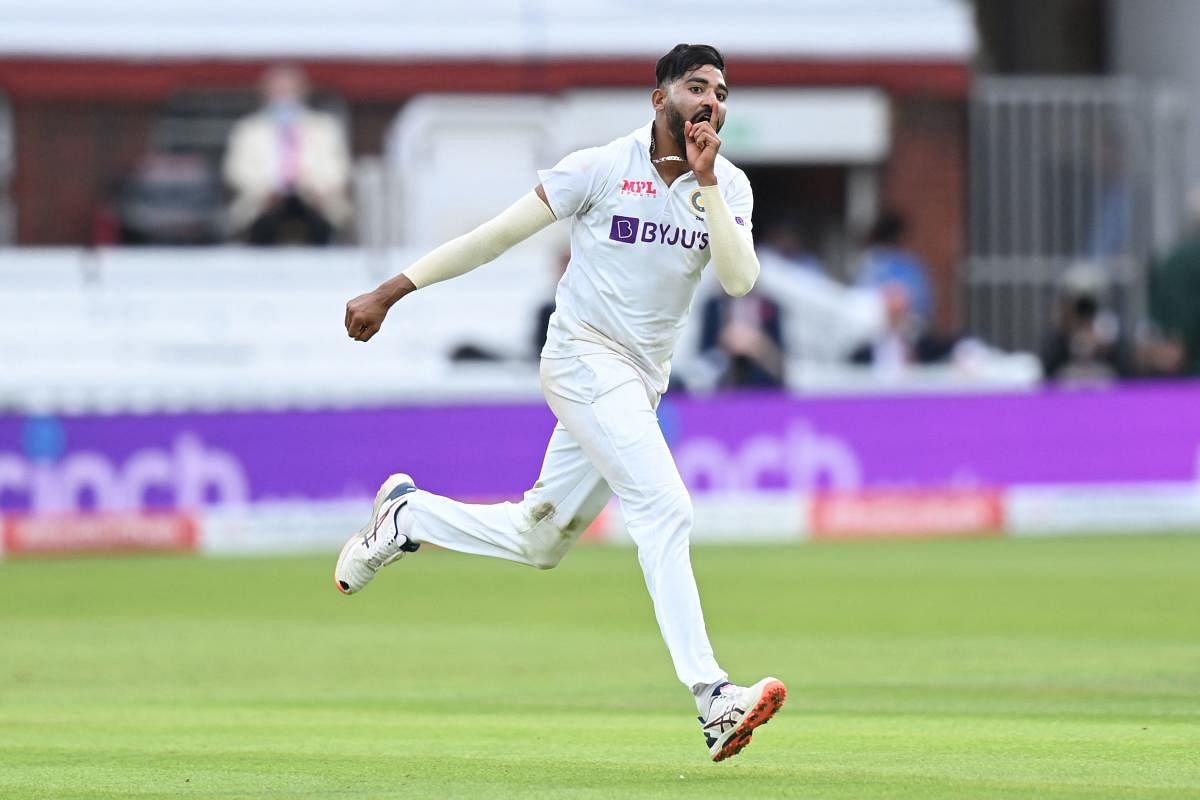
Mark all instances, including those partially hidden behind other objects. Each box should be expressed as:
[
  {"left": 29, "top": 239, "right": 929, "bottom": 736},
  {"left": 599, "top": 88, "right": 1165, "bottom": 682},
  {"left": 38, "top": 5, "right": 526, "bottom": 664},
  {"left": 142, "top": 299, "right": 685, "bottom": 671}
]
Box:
[
  {"left": 694, "top": 208, "right": 963, "bottom": 390},
  {"left": 692, "top": 199, "right": 1200, "bottom": 391},
  {"left": 1034, "top": 187, "right": 1200, "bottom": 386},
  {"left": 96, "top": 65, "right": 353, "bottom": 248},
  {"left": 81, "top": 64, "right": 1200, "bottom": 392}
]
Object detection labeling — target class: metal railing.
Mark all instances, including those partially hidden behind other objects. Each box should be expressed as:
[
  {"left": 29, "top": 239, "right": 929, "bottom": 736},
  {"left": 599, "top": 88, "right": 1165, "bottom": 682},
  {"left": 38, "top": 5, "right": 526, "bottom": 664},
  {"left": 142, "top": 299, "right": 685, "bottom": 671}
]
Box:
[{"left": 965, "top": 77, "right": 1196, "bottom": 353}]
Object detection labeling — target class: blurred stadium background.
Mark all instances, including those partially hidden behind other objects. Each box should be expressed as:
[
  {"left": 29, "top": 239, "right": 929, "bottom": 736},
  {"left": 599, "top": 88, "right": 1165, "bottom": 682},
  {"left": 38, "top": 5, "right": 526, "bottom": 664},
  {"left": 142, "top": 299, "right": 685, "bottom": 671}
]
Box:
[
  {"left": 1, "top": 2, "right": 1199, "bottom": 796},
  {"left": 2, "top": 0, "right": 1200, "bottom": 552}
]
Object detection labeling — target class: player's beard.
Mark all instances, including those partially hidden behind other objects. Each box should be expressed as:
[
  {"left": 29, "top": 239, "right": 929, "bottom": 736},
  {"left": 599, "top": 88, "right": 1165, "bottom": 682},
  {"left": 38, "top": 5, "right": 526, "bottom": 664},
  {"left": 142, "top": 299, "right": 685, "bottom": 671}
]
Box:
[
  {"left": 665, "top": 102, "right": 689, "bottom": 153},
  {"left": 665, "top": 100, "right": 721, "bottom": 154}
]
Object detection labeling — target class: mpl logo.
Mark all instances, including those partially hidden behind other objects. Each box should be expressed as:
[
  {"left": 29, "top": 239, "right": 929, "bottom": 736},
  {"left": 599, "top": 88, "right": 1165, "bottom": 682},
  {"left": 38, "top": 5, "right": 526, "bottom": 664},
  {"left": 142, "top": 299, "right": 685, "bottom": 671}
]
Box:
[
  {"left": 608, "top": 215, "right": 709, "bottom": 250},
  {"left": 620, "top": 179, "right": 657, "bottom": 198}
]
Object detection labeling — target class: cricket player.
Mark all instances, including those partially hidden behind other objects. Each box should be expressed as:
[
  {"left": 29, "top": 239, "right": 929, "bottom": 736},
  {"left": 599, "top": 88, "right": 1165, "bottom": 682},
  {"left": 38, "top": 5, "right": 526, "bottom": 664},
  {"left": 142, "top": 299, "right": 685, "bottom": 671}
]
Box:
[{"left": 335, "top": 43, "right": 785, "bottom": 762}]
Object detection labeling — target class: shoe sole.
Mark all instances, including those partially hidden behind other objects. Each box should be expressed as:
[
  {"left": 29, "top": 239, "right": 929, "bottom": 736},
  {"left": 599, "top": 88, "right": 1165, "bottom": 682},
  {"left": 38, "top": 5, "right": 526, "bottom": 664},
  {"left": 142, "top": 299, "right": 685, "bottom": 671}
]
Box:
[
  {"left": 333, "top": 473, "right": 414, "bottom": 595},
  {"left": 712, "top": 679, "right": 787, "bottom": 762}
]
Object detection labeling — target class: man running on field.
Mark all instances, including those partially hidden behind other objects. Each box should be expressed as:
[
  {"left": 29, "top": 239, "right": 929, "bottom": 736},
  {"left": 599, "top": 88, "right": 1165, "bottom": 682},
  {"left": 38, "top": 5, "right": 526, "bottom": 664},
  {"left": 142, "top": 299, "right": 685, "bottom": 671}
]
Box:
[{"left": 335, "top": 43, "right": 786, "bottom": 762}]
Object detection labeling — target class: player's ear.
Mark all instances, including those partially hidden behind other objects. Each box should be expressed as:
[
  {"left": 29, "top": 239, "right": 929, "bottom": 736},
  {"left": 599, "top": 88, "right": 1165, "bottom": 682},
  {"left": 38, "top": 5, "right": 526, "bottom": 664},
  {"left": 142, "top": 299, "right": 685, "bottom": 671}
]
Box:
[{"left": 651, "top": 87, "right": 666, "bottom": 112}]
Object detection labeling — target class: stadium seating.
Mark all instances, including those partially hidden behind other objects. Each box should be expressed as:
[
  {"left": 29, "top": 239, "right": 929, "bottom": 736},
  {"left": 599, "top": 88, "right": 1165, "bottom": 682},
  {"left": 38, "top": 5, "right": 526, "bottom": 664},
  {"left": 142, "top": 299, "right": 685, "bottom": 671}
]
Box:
[
  {"left": 0, "top": 243, "right": 1039, "bottom": 415},
  {"left": 0, "top": 246, "right": 555, "bottom": 413}
]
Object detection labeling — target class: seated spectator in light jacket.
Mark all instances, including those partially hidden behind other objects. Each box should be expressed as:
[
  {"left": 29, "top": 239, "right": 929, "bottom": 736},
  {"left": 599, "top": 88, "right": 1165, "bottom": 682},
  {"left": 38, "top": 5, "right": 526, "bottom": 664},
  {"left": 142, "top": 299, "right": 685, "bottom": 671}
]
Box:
[{"left": 222, "top": 64, "right": 352, "bottom": 245}]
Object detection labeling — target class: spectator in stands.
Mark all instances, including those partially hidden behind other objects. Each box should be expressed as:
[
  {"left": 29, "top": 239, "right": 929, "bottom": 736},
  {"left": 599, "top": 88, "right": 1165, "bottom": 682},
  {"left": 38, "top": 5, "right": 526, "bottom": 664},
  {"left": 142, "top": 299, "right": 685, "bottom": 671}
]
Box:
[
  {"left": 755, "top": 217, "right": 825, "bottom": 274},
  {"left": 853, "top": 210, "right": 934, "bottom": 323},
  {"left": 1040, "top": 264, "right": 1131, "bottom": 384},
  {"left": 849, "top": 281, "right": 955, "bottom": 379},
  {"left": 1142, "top": 187, "right": 1200, "bottom": 376},
  {"left": 222, "top": 64, "right": 352, "bottom": 245},
  {"left": 1086, "top": 127, "right": 1133, "bottom": 261},
  {"left": 699, "top": 290, "right": 785, "bottom": 389}
]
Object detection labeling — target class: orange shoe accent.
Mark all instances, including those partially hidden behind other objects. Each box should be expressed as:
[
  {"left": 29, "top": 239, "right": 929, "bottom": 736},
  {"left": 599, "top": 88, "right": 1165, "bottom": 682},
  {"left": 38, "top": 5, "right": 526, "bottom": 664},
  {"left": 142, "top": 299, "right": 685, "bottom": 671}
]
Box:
[
  {"left": 333, "top": 532, "right": 362, "bottom": 595},
  {"left": 713, "top": 680, "right": 786, "bottom": 762}
]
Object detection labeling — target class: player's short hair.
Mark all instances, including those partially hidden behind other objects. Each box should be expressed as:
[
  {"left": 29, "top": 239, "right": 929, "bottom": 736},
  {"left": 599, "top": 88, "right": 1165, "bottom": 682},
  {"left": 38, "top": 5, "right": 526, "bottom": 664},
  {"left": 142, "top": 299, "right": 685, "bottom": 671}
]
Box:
[{"left": 655, "top": 44, "right": 726, "bottom": 88}]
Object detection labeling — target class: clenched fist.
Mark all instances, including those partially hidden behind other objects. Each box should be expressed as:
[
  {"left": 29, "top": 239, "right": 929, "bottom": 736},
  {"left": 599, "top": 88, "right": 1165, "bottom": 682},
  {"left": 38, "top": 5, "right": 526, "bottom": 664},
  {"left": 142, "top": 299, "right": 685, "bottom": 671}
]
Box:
[
  {"left": 344, "top": 273, "right": 416, "bottom": 342},
  {"left": 684, "top": 120, "right": 720, "bottom": 184},
  {"left": 345, "top": 289, "right": 391, "bottom": 341}
]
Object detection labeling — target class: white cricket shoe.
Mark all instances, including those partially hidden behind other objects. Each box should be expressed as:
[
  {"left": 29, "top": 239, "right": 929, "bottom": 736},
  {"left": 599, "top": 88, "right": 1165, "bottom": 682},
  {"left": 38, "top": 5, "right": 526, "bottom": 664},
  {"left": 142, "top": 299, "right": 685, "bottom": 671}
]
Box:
[
  {"left": 699, "top": 677, "right": 787, "bottom": 762},
  {"left": 334, "top": 473, "right": 420, "bottom": 595}
]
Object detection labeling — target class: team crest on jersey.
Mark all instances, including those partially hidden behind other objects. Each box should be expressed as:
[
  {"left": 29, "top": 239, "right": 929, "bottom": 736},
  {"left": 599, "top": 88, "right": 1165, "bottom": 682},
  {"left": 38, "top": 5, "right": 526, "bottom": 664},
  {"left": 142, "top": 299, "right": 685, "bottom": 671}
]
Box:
[{"left": 620, "top": 179, "right": 658, "bottom": 198}]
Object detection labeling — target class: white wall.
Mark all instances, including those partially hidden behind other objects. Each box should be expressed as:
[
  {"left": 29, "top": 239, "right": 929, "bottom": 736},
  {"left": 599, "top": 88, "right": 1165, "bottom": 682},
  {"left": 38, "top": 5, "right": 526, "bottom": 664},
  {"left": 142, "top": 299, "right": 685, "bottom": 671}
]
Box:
[{"left": 0, "top": 0, "right": 975, "bottom": 60}]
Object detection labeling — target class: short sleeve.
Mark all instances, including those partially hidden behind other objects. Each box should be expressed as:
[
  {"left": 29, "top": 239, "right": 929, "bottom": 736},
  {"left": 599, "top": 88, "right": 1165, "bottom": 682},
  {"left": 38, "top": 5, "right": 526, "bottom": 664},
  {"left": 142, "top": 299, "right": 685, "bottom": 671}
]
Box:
[
  {"left": 723, "top": 168, "right": 754, "bottom": 234},
  {"left": 537, "top": 146, "right": 607, "bottom": 220}
]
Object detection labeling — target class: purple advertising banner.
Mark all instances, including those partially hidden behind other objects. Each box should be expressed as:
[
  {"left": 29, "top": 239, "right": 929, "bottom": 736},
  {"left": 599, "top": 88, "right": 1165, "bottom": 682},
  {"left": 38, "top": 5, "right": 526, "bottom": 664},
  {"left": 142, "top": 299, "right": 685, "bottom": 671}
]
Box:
[{"left": 2, "top": 382, "right": 1199, "bottom": 514}]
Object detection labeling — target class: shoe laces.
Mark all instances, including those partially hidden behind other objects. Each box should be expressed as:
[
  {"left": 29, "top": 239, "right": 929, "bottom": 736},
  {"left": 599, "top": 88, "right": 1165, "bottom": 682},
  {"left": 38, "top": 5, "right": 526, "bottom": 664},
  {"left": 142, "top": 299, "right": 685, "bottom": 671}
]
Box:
[
  {"left": 703, "top": 687, "right": 745, "bottom": 732},
  {"left": 364, "top": 543, "right": 404, "bottom": 571},
  {"left": 362, "top": 503, "right": 406, "bottom": 569}
]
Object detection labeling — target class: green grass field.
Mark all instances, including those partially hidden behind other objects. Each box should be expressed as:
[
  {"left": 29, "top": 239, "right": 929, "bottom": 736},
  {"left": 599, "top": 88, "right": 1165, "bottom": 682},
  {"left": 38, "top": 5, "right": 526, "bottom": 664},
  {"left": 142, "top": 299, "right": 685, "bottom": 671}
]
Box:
[{"left": 2, "top": 535, "right": 1199, "bottom": 799}]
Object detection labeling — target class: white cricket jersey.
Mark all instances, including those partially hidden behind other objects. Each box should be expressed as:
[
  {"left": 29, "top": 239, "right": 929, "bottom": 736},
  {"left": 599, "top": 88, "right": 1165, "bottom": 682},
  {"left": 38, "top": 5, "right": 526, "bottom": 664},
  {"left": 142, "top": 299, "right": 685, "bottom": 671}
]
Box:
[{"left": 537, "top": 122, "right": 754, "bottom": 394}]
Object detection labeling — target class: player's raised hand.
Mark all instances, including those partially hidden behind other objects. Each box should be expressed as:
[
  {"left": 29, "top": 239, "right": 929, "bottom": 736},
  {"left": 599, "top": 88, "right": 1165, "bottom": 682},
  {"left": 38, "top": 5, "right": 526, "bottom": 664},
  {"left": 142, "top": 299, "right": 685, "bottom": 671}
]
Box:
[
  {"left": 345, "top": 289, "right": 390, "bottom": 341},
  {"left": 684, "top": 120, "right": 721, "bottom": 182}
]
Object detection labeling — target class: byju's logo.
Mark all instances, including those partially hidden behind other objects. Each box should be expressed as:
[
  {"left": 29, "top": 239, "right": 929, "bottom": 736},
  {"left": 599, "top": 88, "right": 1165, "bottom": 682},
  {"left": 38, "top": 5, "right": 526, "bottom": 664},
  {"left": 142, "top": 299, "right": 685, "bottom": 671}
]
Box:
[
  {"left": 608, "top": 215, "right": 708, "bottom": 250},
  {"left": 609, "top": 215, "right": 640, "bottom": 243}
]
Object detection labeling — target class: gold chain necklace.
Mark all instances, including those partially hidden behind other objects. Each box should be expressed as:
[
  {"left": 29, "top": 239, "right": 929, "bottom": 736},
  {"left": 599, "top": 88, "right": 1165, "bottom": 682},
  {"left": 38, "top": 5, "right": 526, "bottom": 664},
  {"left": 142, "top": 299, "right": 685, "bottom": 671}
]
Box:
[{"left": 650, "top": 134, "right": 686, "bottom": 165}]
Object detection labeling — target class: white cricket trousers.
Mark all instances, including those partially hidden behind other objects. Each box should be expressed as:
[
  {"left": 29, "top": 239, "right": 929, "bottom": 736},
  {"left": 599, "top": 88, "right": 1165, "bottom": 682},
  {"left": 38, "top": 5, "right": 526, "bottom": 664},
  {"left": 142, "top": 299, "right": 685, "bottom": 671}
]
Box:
[{"left": 404, "top": 352, "right": 726, "bottom": 690}]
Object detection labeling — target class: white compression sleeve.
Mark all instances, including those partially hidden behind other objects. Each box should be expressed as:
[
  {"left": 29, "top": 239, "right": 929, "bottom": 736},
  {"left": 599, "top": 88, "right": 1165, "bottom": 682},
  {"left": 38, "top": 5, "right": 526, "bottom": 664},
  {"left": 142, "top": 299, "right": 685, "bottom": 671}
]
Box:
[
  {"left": 401, "top": 191, "right": 557, "bottom": 289},
  {"left": 698, "top": 184, "right": 760, "bottom": 297}
]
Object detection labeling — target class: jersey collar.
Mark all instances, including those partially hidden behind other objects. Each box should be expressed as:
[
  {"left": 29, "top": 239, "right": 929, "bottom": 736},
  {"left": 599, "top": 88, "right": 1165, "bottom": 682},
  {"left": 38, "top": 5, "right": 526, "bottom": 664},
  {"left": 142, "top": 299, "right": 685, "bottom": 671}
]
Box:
[{"left": 634, "top": 121, "right": 696, "bottom": 183}]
